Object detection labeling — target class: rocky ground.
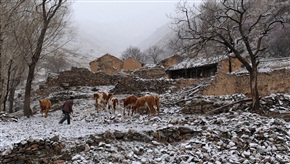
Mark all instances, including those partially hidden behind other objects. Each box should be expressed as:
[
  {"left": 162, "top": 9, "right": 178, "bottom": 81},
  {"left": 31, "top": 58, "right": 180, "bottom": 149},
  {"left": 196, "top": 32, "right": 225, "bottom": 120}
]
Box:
[{"left": 1, "top": 85, "right": 290, "bottom": 163}]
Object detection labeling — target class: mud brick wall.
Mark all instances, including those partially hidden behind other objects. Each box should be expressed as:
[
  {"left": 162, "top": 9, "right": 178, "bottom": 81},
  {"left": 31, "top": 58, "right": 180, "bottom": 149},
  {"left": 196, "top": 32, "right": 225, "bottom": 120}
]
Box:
[{"left": 202, "top": 69, "right": 290, "bottom": 97}]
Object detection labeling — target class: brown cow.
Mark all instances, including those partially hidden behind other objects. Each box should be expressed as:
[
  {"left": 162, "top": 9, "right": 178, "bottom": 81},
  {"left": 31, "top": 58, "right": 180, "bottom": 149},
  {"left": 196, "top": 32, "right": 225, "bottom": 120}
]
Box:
[
  {"left": 39, "top": 99, "right": 51, "bottom": 118},
  {"left": 107, "top": 96, "right": 120, "bottom": 114},
  {"left": 93, "top": 92, "right": 113, "bottom": 112},
  {"left": 122, "top": 95, "right": 138, "bottom": 116},
  {"left": 132, "top": 95, "right": 160, "bottom": 116}
]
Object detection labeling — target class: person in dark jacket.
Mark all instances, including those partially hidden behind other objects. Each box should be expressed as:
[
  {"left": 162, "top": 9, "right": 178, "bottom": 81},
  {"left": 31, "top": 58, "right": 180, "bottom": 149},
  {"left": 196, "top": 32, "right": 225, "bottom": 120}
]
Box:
[{"left": 59, "top": 96, "right": 74, "bottom": 124}]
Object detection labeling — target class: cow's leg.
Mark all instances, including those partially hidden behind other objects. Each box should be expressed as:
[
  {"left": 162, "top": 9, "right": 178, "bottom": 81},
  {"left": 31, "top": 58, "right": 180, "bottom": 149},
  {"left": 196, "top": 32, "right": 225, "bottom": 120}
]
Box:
[
  {"left": 102, "top": 100, "right": 108, "bottom": 112},
  {"left": 156, "top": 105, "right": 160, "bottom": 116},
  {"left": 123, "top": 107, "right": 126, "bottom": 116},
  {"left": 122, "top": 107, "right": 125, "bottom": 116},
  {"left": 97, "top": 99, "right": 102, "bottom": 112},
  {"left": 107, "top": 103, "right": 111, "bottom": 113},
  {"left": 131, "top": 107, "right": 136, "bottom": 116},
  {"left": 154, "top": 106, "right": 160, "bottom": 116},
  {"left": 41, "top": 109, "right": 45, "bottom": 117},
  {"left": 148, "top": 104, "right": 156, "bottom": 116},
  {"left": 45, "top": 109, "right": 48, "bottom": 118},
  {"left": 95, "top": 99, "right": 98, "bottom": 111},
  {"left": 113, "top": 101, "right": 117, "bottom": 114}
]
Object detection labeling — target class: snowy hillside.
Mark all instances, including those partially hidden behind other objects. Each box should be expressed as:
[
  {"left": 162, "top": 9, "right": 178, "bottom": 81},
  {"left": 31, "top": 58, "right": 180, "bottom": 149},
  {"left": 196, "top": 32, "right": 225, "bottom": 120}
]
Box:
[
  {"left": 62, "top": 24, "right": 119, "bottom": 69},
  {"left": 138, "top": 22, "right": 177, "bottom": 59},
  {"left": 63, "top": 20, "right": 177, "bottom": 68},
  {"left": 75, "top": 20, "right": 150, "bottom": 57},
  {"left": 1, "top": 85, "right": 290, "bottom": 163},
  {"left": 138, "top": 23, "right": 172, "bottom": 50}
]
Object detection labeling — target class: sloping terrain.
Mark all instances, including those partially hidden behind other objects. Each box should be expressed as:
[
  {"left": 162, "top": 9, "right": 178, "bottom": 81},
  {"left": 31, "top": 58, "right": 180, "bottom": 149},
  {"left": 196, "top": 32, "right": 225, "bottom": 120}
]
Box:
[{"left": 1, "top": 84, "right": 290, "bottom": 163}]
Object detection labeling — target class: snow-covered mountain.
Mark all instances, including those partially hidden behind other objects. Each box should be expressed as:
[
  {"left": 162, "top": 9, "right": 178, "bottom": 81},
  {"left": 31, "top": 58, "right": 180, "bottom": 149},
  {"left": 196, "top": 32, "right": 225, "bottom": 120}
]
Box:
[
  {"left": 62, "top": 20, "right": 176, "bottom": 69},
  {"left": 138, "top": 23, "right": 172, "bottom": 50},
  {"left": 55, "top": 20, "right": 128, "bottom": 69},
  {"left": 138, "top": 22, "right": 176, "bottom": 59}
]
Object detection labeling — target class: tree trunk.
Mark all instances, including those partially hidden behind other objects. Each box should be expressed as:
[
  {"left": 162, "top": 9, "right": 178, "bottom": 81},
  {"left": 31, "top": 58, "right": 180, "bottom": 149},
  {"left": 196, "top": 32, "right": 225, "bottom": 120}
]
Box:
[
  {"left": 23, "top": 27, "right": 47, "bottom": 117},
  {"left": 0, "top": 2, "right": 3, "bottom": 112},
  {"left": 8, "top": 80, "right": 16, "bottom": 113},
  {"left": 23, "top": 64, "right": 35, "bottom": 117},
  {"left": 22, "top": 0, "right": 67, "bottom": 117},
  {"left": 228, "top": 57, "right": 232, "bottom": 73},
  {"left": 1, "top": 59, "right": 13, "bottom": 112},
  {"left": 249, "top": 67, "right": 260, "bottom": 110},
  {"left": 8, "top": 68, "right": 21, "bottom": 113}
]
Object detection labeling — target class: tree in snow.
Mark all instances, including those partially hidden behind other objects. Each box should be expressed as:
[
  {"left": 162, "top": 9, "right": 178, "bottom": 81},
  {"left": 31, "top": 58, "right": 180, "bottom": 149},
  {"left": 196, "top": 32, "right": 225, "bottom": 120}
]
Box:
[
  {"left": 172, "top": 0, "right": 290, "bottom": 110},
  {"left": 144, "top": 45, "right": 164, "bottom": 64},
  {"left": 42, "top": 51, "right": 70, "bottom": 73},
  {"left": 121, "top": 46, "right": 147, "bottom": 63},
  {"left": 0, "top": 0, "right": 26, "bottom": 112},
  {"left": 265, "top": 25, "right": 290, "bottom": 57},
  {"left": 18, "top": 0, "right": 72, "bottom": 117}
]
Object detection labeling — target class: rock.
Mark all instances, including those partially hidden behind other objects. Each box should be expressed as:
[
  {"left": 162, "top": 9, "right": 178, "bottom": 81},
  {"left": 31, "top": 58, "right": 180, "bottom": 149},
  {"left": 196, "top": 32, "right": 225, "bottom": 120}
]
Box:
[
  {"left": 152, "top": 141, "right": 161, "bottom": 146},
  {"left": 84, "top": 144, "right": 90, "bottom": 152},
  {"left": 51, "top": 135, "right": 59, "bottom": 142}
]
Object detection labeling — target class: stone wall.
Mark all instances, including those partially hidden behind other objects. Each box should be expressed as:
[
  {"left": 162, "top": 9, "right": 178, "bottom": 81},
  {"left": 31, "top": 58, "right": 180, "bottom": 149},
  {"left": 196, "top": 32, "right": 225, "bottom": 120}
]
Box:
[
  {"left": 44, "top": 65, "right": 290, "bottom": 98},
  {"left": 202, "top": 69, "right": 290, "bottom": 97},
  {"left": 111, "top": 77, "right": 202, "bottom": 95},
  {"left": 44, "top": 67, "right": 202, "bottom": 95},
  {"left": 132, "top": 66, "right": 168, "bottom": 79},
  {"left": 46, "top": 67, "right": 121, "bottom": 87},
  {"left": 0, "top": 127, "right": 197, "bottom": 163}
]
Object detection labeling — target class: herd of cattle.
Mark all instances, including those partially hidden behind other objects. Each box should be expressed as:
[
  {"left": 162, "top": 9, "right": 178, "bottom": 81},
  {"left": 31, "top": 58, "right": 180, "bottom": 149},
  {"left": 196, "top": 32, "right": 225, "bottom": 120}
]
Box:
[{"left": 39, "top": 91, "right": 160, "bottom": 118}]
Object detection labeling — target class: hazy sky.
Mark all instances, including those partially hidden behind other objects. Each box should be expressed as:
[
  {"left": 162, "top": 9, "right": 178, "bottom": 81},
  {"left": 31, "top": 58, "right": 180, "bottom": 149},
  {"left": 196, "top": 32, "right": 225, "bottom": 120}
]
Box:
[{"left": 71, "top": 0, "right": 201, "bottom": 54}]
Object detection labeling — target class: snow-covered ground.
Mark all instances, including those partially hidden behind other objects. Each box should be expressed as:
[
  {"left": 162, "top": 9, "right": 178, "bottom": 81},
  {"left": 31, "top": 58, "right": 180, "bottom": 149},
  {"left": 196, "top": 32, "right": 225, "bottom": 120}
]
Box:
[
  {"left": 0, "top": 85, "right": 167, "bottom": 151},
  {"left": 1, "top": 85, "right": 290, "bottom": 163}
]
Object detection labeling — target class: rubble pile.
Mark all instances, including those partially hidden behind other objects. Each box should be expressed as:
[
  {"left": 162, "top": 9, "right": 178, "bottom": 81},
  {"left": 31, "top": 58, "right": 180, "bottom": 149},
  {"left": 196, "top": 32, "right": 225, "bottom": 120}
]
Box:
[
  {"left": 0, "top": 113, "right": 18, "bottom": 122},
  {"left": 1, "top": 86, "right": 290, "bottom": 163},
  {"left": 1, "top": 111, "right": 290, "bottom": 163}
]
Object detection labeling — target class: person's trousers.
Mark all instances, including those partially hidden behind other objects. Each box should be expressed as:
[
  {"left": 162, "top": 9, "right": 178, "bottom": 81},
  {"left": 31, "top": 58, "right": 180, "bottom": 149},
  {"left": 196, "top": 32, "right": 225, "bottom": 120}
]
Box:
[{"left": 59, "top": 111, "right": 70, "bottom": 124}]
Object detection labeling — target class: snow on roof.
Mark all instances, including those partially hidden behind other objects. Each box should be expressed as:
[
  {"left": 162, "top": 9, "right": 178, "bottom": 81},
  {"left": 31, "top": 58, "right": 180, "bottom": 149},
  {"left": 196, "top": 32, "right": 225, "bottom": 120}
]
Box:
[
  {"left": 259, "top": 57, "right": 290, "bottom": 68},
  {"left": 167, "top": 55, "right": 228, "bottom": 71},
  {"left": 233, "top": 57, "right": 290, "bottom": 74}
]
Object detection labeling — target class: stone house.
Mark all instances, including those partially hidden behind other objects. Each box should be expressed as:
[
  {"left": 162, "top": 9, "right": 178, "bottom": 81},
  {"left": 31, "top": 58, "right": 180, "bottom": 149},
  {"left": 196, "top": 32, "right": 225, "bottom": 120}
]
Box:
[
  {"left": 122, "top": 57, "right": 143, "bottom": 71},
  {"left": 166, "top": 56, "right": 243, "bottom": 79},
  {"left": 89, "top": 54, "right": 144, "bottom": 74},
  {"left": 89, "top": 53, "right": 123, "bottom": 75}
]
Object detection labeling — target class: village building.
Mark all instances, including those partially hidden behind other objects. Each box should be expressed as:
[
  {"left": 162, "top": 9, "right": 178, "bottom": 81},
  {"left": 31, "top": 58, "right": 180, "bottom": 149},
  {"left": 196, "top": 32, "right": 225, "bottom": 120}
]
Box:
[
  {"left": 159, "top": 54, "right": 184, "bottom": 68},
  {"left": 89, "top": 53, "right": 123, "bottom": 75},
  {"left": 89, "top": 54, "right": 144, "bottom": 74},
  {"left": 165, "top": 56, "right": 243, "bottom": 79},
  {"left": 122, "top": 57, "right": 143, "bottom": 71}
]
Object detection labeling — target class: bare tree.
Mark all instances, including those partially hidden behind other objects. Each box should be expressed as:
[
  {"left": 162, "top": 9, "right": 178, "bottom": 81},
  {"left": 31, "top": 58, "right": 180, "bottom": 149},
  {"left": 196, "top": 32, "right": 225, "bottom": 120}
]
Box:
[
  {"left": 265, "top": 25, "right": 290, "bottom": 57},
  {"left": 0, "top": 0, "right": 73, "bottom": 114},
  {"left": 14, "top": 0, "right": 72, "bottom": 117},
  {"left": 121, "top": 46, "right": 147, "bottom": 63},
  {"left": 144, "top": 45, "right": 164, "bottom": 64},
  {"left": 172, "top": 0, "right": 290, "bottom": 110},
  {"left": 43, "top": 52, "right": 70, "bottom": 73},
  {"left": 7, "top": 57, "right": 26, "bottom": 113},
  {"left": 0, "top": 0, "right": 25, "bottom": 112}
]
